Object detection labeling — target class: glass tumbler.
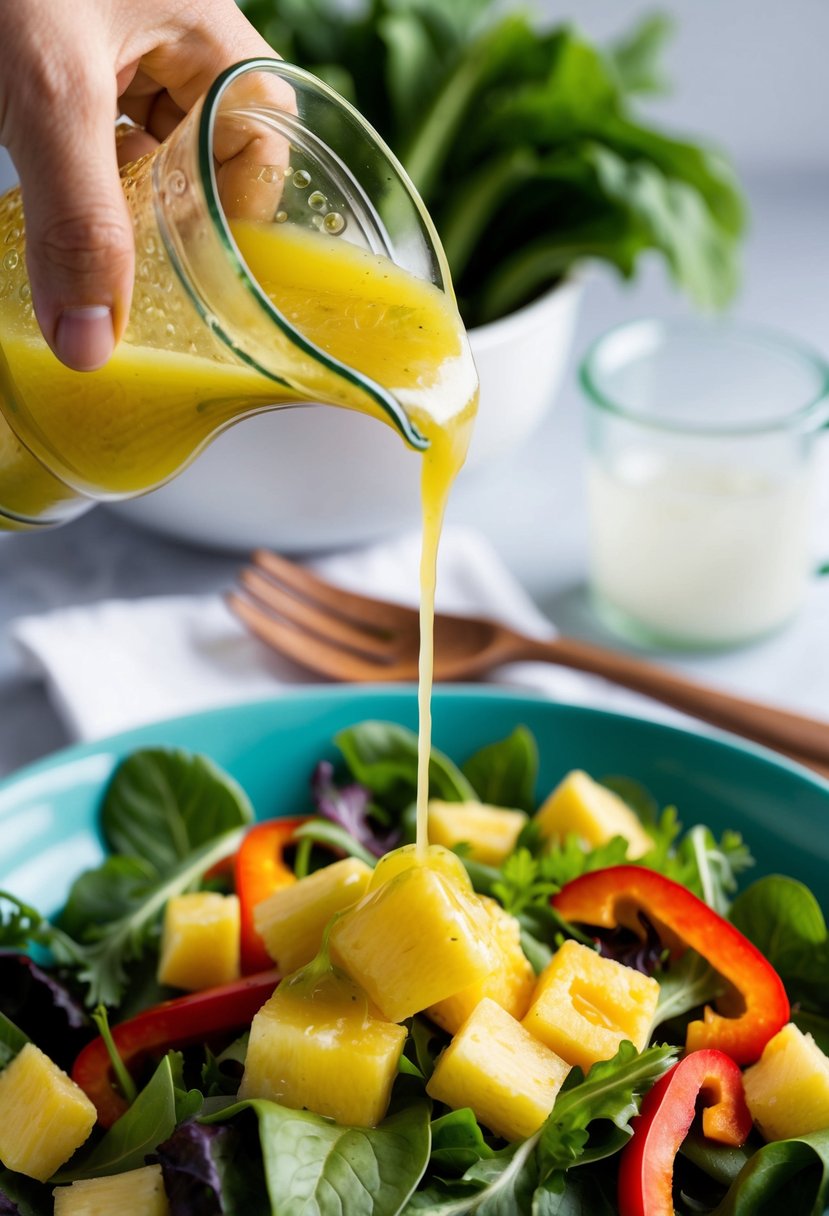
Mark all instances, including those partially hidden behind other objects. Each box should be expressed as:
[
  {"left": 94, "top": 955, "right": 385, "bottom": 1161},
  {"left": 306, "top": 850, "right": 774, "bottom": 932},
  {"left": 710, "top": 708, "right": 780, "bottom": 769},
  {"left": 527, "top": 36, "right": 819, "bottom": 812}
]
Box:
[{"left": 581, "top": 319, "right": 829, "bottom": 649}]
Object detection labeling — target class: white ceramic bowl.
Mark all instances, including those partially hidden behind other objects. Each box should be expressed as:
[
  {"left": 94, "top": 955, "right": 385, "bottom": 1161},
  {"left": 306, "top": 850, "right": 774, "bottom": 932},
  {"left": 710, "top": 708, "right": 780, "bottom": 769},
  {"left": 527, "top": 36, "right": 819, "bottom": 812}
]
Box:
[{"left": 112, "top": 279, "right": 582, "bottom": 552}]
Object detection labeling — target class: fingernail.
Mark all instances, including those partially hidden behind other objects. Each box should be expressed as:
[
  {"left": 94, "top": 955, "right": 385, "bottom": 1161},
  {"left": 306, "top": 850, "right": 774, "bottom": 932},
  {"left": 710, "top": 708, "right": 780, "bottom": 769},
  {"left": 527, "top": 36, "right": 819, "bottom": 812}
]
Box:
[{"left": 55, "top": 306, "right": 114, "bottom": 371}]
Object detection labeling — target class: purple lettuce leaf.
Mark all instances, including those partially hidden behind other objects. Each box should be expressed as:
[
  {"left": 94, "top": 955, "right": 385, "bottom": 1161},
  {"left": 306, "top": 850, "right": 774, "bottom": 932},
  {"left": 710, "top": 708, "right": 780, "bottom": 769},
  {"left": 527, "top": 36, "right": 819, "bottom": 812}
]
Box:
[
  {"left": 310, "top": 761, "right": 400, "bottom": 858},
  {"left": 152, "top": 1118, "right": 270, "bottom": 1216},
  {"left": 0, "top": 954, "right": 91, "bottom": 1072}
]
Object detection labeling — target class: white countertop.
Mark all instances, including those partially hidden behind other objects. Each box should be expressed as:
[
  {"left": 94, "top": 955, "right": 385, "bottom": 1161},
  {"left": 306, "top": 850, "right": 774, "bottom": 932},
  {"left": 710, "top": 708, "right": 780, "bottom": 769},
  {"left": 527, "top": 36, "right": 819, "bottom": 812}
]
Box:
[{"left": 1, "top": 169, "right": 828, "bottom": 776}]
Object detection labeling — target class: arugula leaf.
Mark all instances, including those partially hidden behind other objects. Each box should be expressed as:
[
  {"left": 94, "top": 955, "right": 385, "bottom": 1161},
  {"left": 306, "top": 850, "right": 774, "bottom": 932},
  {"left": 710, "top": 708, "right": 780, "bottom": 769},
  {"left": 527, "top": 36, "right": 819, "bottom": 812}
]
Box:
[
  {"left": 408, "top": 1044, "right": 676, "bottom": 1214},
  {"left": 101, "top": 749, "right": 253, "bottom": 874},
  {"left": 539, "top": 1041, "right": 678, "bottom": 1172},
  {"left": 205, "top": 1099, "right": 431, "bottom": 1216},
  {"left": 0, "top": 1012, "right": 28, "bottom": 1072},
  {"left": 711, "top": 1129, "right": 829, "bottom": 1216},
  {"left": 55, "top": 1054, "right": 200, "bottom": 1182},
  {"left": 291, "top": 818, "right": 379, "bottom": 868},
  {"left": 730, "top": 875, "right": 829, "bottom": 1009},
  {"left": 0, "top": 894, "right": 42, "bottom": 950},
  {"left": 49, "top": 828, "right": 246, "bottom": 1008},
  {"left": 652, "top": 949, "right": 724, "bottom": 1031},
  {"left": 461, "top": 727, "right": 538, "bottom": 814},
  {"left": 335, "top": 722, "right": 476, "bottom": 810}
]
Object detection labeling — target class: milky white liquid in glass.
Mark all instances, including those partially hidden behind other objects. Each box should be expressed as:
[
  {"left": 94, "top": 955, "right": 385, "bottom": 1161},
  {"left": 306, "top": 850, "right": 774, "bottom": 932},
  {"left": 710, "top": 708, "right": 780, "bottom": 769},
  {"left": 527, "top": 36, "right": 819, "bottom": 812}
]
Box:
[{"left": 588, "top": 449, "right": 814, "bottom": 646}]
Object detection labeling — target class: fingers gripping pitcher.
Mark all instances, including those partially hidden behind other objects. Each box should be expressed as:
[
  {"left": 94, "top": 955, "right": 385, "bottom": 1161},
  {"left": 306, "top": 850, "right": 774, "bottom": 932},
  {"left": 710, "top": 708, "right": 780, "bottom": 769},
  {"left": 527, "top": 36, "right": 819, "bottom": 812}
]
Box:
[{"left": 0, "top": 59, "right": 478, "bottom": 530}]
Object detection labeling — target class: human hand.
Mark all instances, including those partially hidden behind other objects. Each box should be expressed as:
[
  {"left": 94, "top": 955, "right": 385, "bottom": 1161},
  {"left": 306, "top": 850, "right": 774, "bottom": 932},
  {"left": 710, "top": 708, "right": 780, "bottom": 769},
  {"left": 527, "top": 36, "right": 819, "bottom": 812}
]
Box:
[{"left": 0, "top": 0, "right": 284, "bottom": 371}]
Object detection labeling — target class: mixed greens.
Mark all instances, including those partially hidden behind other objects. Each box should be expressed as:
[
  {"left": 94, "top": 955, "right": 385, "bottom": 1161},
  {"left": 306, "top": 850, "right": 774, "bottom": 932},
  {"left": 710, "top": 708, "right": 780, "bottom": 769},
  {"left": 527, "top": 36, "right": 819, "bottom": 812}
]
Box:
[
  {"left": 238, "top": 0, "right": 746, "bottom": 326},
  {"left": 0, "top": 721, "right": 828, "bottom": 1215}
]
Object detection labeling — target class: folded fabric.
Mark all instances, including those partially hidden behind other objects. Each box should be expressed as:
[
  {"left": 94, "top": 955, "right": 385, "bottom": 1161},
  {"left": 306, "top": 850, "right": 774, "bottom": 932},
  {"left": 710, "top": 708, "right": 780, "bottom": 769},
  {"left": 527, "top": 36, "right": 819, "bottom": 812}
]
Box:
[{"left": 11, "top": 526, "right": 694, "bottom": 742}]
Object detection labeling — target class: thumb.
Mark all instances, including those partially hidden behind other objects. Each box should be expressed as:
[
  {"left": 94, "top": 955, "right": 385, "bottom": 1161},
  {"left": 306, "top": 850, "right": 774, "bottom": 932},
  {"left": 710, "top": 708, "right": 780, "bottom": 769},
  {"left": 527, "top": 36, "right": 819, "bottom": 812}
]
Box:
[{"left": 9, "top": 74, "right": 133, "bottom": 372}]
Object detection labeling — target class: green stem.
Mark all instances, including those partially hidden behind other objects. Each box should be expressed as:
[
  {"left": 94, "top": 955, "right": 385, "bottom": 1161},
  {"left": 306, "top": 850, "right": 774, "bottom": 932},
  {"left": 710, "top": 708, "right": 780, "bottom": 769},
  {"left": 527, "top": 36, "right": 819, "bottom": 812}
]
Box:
[{"left": 92, "top": 1005, "right": 137, "bottom": 1104}]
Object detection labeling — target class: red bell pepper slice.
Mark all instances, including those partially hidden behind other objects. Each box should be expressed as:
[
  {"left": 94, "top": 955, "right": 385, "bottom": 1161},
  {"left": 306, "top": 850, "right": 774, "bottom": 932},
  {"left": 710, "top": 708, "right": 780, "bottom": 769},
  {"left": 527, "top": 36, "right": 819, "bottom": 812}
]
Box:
[
  {"left": 235, "top": 818, "right": 309, "bottom": 974},
  {"left": 618, "top": 1048, "right": 753, "bottom": 1216},
  {"left": 553, "top": 865, "right": 789, "bottom": 1064},
  {"left": 72, "top": 969, "right": 280, "bottom": 1127}
]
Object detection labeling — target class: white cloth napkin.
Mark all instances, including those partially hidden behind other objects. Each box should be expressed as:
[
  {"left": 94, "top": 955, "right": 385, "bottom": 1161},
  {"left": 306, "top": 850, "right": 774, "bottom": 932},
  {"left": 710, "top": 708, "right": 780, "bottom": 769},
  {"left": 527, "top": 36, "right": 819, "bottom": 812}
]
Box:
[{"left": 10, "top": 526, "right": 682, "bottom": 743}]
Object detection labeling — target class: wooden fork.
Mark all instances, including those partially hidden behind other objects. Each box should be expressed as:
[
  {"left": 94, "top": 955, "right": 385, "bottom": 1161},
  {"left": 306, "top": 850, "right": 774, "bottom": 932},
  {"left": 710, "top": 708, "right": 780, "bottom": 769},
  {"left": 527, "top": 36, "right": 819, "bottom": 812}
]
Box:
[{"left": 227, "top": 548, "right": 829, "bottom": 778}]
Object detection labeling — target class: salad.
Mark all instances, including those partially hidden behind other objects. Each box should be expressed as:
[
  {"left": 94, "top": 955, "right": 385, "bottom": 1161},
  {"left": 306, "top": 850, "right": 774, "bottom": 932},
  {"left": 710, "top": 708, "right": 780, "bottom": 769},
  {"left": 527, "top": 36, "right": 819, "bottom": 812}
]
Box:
[{"left": 0, "top": 719, "right": 828, "bottom": 1216}]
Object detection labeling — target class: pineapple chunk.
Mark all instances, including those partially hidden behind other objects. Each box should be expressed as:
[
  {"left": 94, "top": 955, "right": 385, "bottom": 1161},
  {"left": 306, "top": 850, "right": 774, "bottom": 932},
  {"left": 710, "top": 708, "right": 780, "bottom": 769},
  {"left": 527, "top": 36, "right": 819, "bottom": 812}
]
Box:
[
  {"left": 522, "top": 939, "right": 659, "bottom": 1071},
  {"left": 427, "top": 998, "right": 571, "bottom": 1141},
  {"left": 157, "top": 892, "right": 240, "bottom": 991},
  {"left": 54, "top": 1164, "right": 169, "bottom": 1215},
  {"left": 535, "top": 770, "right": 653, "bottom": 859},
  {"left": 427, "top": 801, "right": 528, "bottom": 866},
  {"left": 428, "top": 896, "right": 535, "bottom": 1033},
  {"left": 743, "top": 1022, "right": 829, "bottom": 1141},
  {"left": 0, "top": 1043, "right": 97, "bottom": 1182},
  {"left": 239, "top": 964, "right": 406, "bottom": 1126},
  {"left": 329, "top": 854, "right": 497, "bottom": 1022},
  {"left": 368, "top": 843, "right": 471, "bottom": 891},
  {"left": 254, "top": 857, "right": 372, "bottom": 974}
]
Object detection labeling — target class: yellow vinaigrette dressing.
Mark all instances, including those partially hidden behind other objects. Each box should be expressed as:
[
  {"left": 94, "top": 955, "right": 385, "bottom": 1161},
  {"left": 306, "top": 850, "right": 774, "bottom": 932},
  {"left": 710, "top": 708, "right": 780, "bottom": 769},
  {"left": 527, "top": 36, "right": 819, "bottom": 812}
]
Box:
[{"left": 0, "top": 216, "right": 477, "bottom": 843}]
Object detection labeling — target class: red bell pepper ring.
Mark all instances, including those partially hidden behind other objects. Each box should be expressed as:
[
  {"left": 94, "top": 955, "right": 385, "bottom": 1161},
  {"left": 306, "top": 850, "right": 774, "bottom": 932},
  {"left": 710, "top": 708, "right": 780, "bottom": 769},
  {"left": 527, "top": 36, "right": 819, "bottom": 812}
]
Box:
[
  {"left": 235, "top": 818, "right": 309, "bottom": 974},
  {"left": 552, "top": 865, "right": 789, "bottom": 1065},
  {"left": 72, "top": 969, "right": 280, "bottom": 1127},
  {"left": 618, "top": 1048, "right": 753, "bottom": 1216}
]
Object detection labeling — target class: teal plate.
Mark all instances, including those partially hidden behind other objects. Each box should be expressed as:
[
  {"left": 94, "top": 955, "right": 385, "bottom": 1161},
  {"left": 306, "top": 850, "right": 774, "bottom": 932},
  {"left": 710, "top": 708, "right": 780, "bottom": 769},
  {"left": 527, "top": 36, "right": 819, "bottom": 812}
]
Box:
[{"left": 0, "top": 686, "right": 827, "bottom": 915}]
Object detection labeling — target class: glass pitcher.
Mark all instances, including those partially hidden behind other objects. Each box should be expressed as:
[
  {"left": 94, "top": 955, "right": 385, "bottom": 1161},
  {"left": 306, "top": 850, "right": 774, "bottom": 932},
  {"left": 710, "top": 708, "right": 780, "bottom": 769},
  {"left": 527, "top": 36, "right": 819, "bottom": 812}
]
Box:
[{"left": 0, "top": 58, "right": 473, "bottom": 530}]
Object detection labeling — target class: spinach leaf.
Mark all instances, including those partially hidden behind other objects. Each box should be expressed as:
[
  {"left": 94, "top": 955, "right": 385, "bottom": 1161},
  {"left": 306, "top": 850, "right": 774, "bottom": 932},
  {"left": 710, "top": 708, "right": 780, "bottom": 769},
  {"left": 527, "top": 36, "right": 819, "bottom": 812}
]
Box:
[
  {"left": 241, "top": 4, "right": 745, "bottom": 329},
  {"left": 730, "top": 875, "right": 829, "bottom": 1008},
  {"left": 680, "top": 1132, "right": 755, "bottom": 1190},
  {"left": 608, "top": 12, "right": 674, "bottom": 96},
  {"left": 205, "top": 1099, "right": 431, "bottom": 1216},
  {"left": 101, "top": 749, "right": 253, "bottom": 873},
  {"left": 336, "top": 722, "right": 475, "bottom": 810},
  {"left": 461, "top": 727, "right": 538, "bottom": 814},
  {"left": 55, "top": 1054, "right": 200, "bottom": 1182},
  {"left": 711, "top": 1129, "right": 829, "bottom": 1216},
  {"left": 406, "top": 1136, "right": 540, "bottom": 1215},
  {"left": 429, "top": 1110, "right": 493, "bottom": 1176},
  {"left": 60, "top": 856, "right": 157, "bottom": 941},
  {"left": 0, "top": 1012, "right": 28, "bottom": 1072}
]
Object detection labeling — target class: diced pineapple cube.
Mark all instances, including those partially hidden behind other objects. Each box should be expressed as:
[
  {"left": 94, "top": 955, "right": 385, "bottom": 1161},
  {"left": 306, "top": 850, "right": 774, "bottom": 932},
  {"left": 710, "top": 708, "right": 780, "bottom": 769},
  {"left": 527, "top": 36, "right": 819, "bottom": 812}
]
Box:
[
  {"left": 157, "top": 892, "right": 240, "bottom": 991},
  {"left": 329, "top": 858, "right": 497, "bottom": 1022},
  {"left": 535, "top": 770, "right": 653, "bottom": 859},
  {"left": 238, "top": 967, "right": 406, "bottom": 1126},
  {"left": 428, "top": 896, "right": 535, "bottom": 1033},
  {"left": 743, "top": 1022, "right": 829, "bottom": 1141},
  {"left": 53, "top": 1164, "right": 169, "bottom": 1215},
  {"left": 0, "top": 1043, "right": 97, "bottom": 1181},
  {"left": 254, "top": 857, "right": 372, "bottom": 974},
  {"left": 522, "top": 939, "right": 659, "bottom": 1071},
  {"left": 368, "top": 843, "right": 470, "bottom": 891},
  {"left": 427, "top": 998, "right": 571, "bottom": 1142},
  {"left": 427, "top": 801, "right": 528, "bottom": 866}
]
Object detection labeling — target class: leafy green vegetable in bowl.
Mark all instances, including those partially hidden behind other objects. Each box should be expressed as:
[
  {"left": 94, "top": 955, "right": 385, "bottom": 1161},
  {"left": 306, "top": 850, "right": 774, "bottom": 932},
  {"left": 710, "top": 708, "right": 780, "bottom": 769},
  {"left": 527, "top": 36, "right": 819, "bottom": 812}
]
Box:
[
  {"left": 1, "top": 721, "right": 829, "bottom": 1214},
  {"left": 238, "top": 0, "right": 746, "bottom": 326}
]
